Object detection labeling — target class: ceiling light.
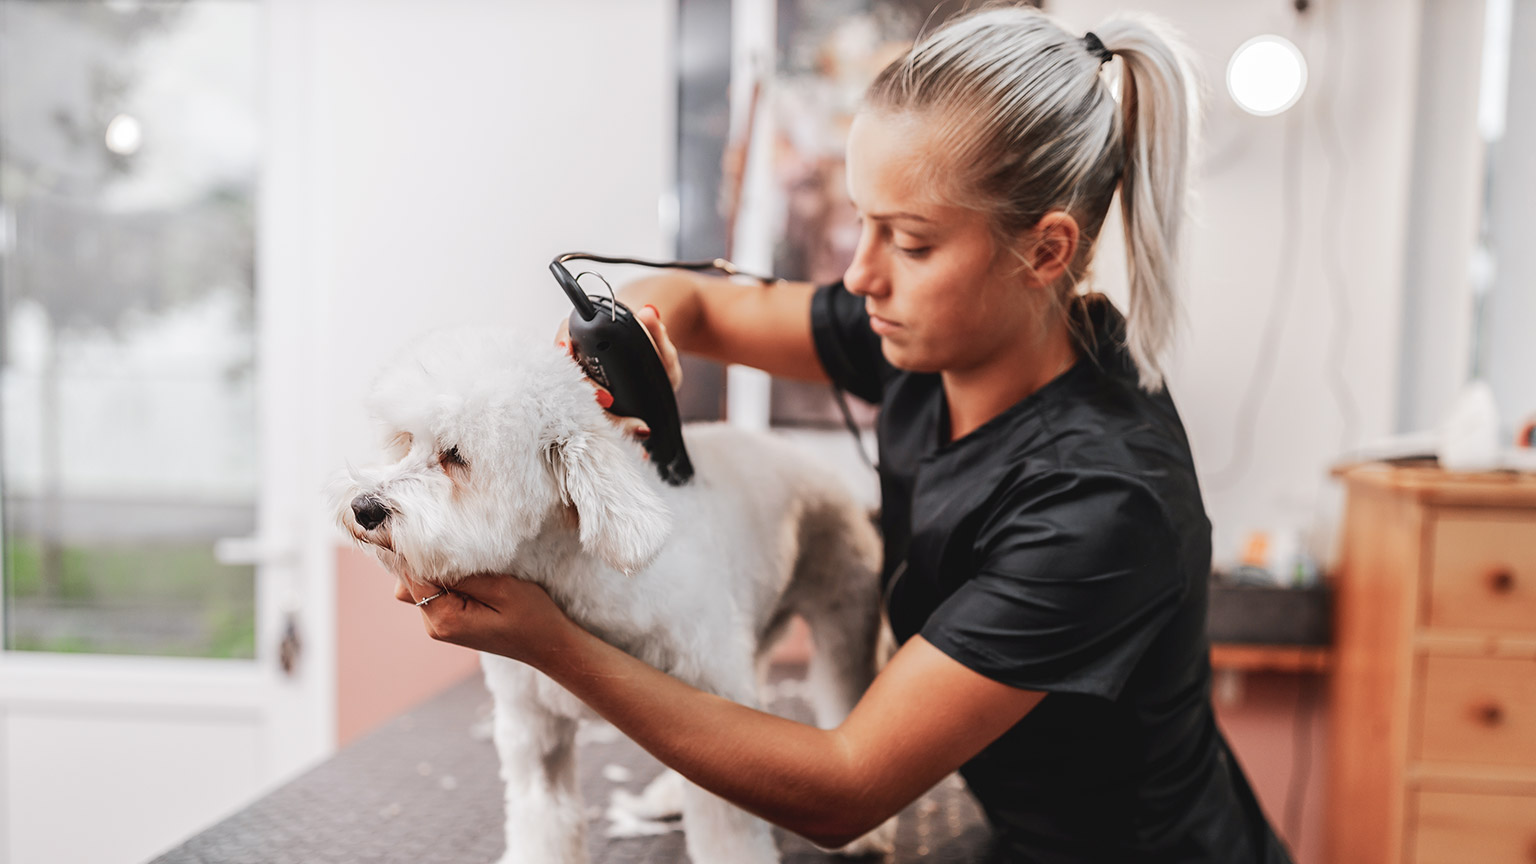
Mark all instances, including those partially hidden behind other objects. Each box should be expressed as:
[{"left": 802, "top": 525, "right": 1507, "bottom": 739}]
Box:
[
  {"left": 1227, "top": 35, "right": 1307, "bottom": 117},
  {"left": 105, "top": 114, "right": 143, "bottom": 155}
]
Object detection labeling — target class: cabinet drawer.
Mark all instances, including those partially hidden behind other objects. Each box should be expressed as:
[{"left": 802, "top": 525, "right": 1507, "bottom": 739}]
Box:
[
  {"left": 1416, "top": 656, "right": 1536, "bottom": 768},
  {"left": 1428, "top": 512, "right": 1536, "bottom": 632},
  {"left": 1412, "top": 790, "right": 1536, "bottom": 864}
]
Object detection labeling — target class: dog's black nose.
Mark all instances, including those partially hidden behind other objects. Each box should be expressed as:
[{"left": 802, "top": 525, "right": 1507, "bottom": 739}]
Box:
[{"left": 351, "top": 496, "right": 388, "bottom": 530}]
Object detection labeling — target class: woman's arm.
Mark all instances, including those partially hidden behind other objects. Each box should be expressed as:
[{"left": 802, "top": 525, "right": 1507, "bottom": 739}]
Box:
[
  {"left": 613, "top": 271, "right": 828, "bottom": 382},
  {"left": 397, "top": 574, "right": 1043, "bottom": 848}
]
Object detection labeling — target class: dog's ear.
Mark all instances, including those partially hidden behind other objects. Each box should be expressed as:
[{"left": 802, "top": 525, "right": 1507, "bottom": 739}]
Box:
[{"left": 547, "top": 429, "right": 672, "bottom": 574}]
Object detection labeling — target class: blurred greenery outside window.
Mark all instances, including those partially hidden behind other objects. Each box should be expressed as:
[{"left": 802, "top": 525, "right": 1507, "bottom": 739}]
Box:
[{"left": 0, "top": 0, "right": 259, "bottom": 658}]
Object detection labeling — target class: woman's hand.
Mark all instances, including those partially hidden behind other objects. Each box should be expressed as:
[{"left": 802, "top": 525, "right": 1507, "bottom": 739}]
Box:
[
  {"left": 394, "top": 573, "right": 573, "bottom": 664},
  {"left": 554, "top": 302, "right": 683, "bottom": 438}
]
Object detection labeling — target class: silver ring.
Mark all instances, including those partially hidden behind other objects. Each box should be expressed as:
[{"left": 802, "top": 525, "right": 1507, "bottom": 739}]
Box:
[{"left": 415, "top": 591, "right": 443, "bottom": 607}]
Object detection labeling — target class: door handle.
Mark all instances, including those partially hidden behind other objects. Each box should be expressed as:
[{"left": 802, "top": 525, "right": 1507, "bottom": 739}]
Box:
[{"left": 214, "top": 535, "right": 298, "bottom": 567}]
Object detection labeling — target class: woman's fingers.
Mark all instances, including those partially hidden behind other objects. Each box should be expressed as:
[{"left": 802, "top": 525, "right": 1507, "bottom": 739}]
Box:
[
  {"left": 395, "top": 572, "right": 565, "bottom": 660},
  {"left": 394, "top": 576, "right": 415, "bottom": 605},
  {"left": 578, "top": 377, "right": 649, "bottom": 440},
  {"left": 554, "top": 307, "right": 665, "bottom": 442},
  {"left": 396, "top": 574, "right": 431, "bottom": 604},
  {"left": 396, "top": 573, "right": 483, "bottom": 646},
  {"left": 633, "top": 304, "right": 683, "bottom": 392},
  {"left": 614, "top": 415, "right": 652, "bottom": 442},
  {"left": 554, "top": 317, "right": 572, "bottom": 355}
]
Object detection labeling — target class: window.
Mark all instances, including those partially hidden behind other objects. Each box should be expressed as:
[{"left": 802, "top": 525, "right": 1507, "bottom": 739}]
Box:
[{"left": 0, "top": 0, "right": 260, "bottom": 658}]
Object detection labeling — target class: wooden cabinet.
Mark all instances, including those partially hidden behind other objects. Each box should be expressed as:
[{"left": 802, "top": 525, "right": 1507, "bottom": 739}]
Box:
[
  {"left": 1328, "top": 464, "right": 1536, "bottom": 864},
  {"left": 1412, "top": 791, "right": 1536, "bottom": 864}
]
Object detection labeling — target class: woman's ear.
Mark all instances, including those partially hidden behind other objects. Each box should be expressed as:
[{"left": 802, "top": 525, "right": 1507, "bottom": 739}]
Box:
[{"left": 1022, "top": 211, "right": 1080, "bottom": 286}]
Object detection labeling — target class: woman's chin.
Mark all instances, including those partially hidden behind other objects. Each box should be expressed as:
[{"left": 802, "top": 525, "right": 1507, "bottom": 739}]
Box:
[{"left": 880, "top": 340, "right": 940, "bottom": 374}]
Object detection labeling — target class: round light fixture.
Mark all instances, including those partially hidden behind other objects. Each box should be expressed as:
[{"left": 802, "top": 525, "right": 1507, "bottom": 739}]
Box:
[
  {"left": 104, "top": 113, "right": 143, "bottom": 155},
  {"left": 1227, "top": 35, "right": 1307, "bottom": 116}
]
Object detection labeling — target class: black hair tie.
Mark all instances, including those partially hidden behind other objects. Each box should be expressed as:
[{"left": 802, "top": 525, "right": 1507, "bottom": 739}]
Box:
[{"left": 1082, "top": 31, "right": 1113, "bottom": 65}]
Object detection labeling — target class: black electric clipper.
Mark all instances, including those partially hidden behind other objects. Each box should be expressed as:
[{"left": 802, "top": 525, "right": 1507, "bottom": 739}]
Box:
[{"left": 553, "top": 255, "right": 694, "bottom": 485}]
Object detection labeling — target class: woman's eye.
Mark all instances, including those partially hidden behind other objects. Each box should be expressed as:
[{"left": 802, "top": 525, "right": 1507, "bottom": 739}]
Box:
[
  {"left": 897, "top": 245, "right": 931, "bottom": 258},
  {"left": 440, "top": 446, "right": 466, "bottom": 466}
]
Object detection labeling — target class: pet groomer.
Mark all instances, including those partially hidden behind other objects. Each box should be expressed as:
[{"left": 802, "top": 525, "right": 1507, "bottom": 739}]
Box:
[{"left": 398, "top": 6, "right": 1292, "bottom": 862}]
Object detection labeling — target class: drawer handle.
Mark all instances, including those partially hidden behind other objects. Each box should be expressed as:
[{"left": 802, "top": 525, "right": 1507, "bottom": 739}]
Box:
[
  {"left": 1489, "top": 569, "right": 1516, "bottom": 594},
  {"left": 1476, "top": 702, "right": 1505, "bottom": 727}
]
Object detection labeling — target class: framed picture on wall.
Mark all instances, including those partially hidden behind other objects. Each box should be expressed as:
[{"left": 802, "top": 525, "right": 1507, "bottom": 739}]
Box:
[{"left": 677, "top": 0, "right": 1036, "bottom": 429}]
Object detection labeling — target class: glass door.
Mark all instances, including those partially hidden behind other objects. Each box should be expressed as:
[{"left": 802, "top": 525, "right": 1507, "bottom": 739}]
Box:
[
  {"left": 0, "top": 3, "right": 327, "bottom": 862},
  {"left": 0, "top": 2, "right": 261, "bottom": 659}
]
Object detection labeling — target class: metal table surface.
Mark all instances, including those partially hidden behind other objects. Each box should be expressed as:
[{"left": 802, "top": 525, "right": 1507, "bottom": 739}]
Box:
[{"left": 150, "top": 667, "right": 993, "bottom": 863}]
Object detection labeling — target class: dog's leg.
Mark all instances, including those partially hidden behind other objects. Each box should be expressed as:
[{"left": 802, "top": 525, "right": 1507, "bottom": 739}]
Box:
[
  {"left": 660, "top": 639, "right": 782, "bottom": 864},
  {"left": 792, "top": 503, "right": 897, "bottom": 859},
  {"left": 481, "top": 653, "right": 589, "bottom": 864},
  {"left": 679, "top": 776, "right": 779, "bottom": 864},
  {"left": 614, "top": 767, "right": 685, "bottom": 821},
  {"left": 790, "top": 503, "right": 883, "bottom": 731},
  {"left": 800, "top": 602, "right": 897, "bottom": 858}
]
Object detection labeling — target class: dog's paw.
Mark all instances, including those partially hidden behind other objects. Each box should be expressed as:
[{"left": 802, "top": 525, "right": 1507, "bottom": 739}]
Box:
[
  {"left": 604, "top": 790, "right": 682, "bottom": 839},
  {"left": 831, "top": 818, "right": 896, "bottom": 859},
  {"left": 620, "top": 768, "right": 686, "bottom": 821}
]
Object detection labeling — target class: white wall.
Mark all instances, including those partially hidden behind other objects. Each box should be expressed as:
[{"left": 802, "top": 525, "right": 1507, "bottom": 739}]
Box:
[
  {"left": 309, "top": 0, "right": 678, "bottom": 470},
  {"left": 1054, "top": 0, "right": 1424, "bottom": 565},
  {"left": 1484, "top": 0, "right": 1536, "bottom": 435},
  {"left": 1395, "top": 0, "right": 1485, "bottom": 437}
]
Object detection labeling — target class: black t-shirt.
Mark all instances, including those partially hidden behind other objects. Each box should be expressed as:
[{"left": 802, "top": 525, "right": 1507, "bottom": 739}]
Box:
[{"left": 811, "top": 282, "right": 1293, "bottom": 864}]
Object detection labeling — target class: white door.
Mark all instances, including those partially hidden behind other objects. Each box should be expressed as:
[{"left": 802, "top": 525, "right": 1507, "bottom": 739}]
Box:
[{"left": 0, "top": 3, "right": 332, "bottom": 863}]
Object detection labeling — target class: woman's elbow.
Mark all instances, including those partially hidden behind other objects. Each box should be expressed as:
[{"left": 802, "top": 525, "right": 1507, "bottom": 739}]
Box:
[
  {"left": 805, "top": 829, "right": 865, "bottom": 852},
  {"left": 796, "top": 807, "right": 891, "bottom": 852}
]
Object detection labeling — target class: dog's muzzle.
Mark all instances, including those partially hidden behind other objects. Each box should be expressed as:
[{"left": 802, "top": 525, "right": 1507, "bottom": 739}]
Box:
[{"left": 351, "top": 496, "right": 389, "bottom": 530}]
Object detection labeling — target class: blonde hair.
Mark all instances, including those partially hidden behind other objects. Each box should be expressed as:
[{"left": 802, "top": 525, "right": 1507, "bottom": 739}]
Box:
[{"left": 864, "top": 5, "right": 1200, "bottom": 391}]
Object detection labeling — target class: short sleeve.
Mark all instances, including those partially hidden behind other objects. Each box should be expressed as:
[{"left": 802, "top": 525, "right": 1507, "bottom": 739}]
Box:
[
  {"left": 920, "top": 471, "right": 1186, "bottom": 701},
  {"left": 810, "top": 281, "right": 891, "bottom": 404}
]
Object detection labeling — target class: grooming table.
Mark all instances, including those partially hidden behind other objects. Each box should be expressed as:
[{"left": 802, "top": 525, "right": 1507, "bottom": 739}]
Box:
[{"left": 149, "top": 666, "right": 992, "bottom": 863}]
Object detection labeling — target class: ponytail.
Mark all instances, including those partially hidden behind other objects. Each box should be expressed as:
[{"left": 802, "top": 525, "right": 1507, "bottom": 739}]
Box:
[
  {"left": 1094, "top": 16, "right": 1201, "bottom": 391},
  {"left": 863, "top": 6, "right": 1201, "bottom": 392}
]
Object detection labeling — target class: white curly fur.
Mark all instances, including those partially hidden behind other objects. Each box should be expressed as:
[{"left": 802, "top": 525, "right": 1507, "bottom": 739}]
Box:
[{"left": 334, "top": 327, "right": 893, "bottom": 864}]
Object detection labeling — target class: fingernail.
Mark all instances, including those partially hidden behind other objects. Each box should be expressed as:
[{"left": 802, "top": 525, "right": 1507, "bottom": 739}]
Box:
[
  {"left": 557, "top": 339, "right": 569, "bottom": 350},
  {"left": 635, "top": 426, "right": 651, "bottom": 438},
  {"left": 643, "top": 304, "right": 660, "bottom": 321},
  {"left": 595, "top": 389, "right": 613, "bottom": 409}
]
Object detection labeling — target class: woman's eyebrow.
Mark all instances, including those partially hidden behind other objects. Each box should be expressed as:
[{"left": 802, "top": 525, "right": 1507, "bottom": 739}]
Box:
[{"left": 866, "top": 210, "right": 933, "bottom": 223}]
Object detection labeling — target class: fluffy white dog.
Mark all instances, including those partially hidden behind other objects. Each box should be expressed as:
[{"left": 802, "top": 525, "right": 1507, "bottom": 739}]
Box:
[{"left": 334, "top": 327, "right": 891, "bottom": 864}]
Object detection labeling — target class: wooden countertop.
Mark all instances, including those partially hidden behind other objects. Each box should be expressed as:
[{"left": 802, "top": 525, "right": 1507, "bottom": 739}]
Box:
[{"left": 1332, "top": 460, "right": 1536, "bottom": 508}]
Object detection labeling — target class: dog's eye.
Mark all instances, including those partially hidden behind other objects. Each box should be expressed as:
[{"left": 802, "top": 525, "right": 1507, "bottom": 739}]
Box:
[{"left": 440, "top": 446, "right": 466, "bottom": 467}]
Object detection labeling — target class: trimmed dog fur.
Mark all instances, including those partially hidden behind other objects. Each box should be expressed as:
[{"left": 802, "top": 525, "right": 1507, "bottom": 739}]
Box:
[{"left": 334, "top": 328, "right": 891, "bottom": 863}]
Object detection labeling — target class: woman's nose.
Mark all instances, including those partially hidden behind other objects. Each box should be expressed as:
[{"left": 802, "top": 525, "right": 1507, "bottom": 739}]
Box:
[{"left": 843, "top": 228, "right": 888, "bottom": 298}]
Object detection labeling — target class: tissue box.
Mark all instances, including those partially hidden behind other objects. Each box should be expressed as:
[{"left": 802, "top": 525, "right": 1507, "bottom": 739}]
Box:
[{"left": 1207, "top": 578, "right": 1331, "bottom": 646}]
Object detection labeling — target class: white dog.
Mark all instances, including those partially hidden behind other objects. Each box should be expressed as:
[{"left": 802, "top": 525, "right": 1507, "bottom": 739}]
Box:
[{"left": 334, "top": 327, "right": 892, "bottom": 864}]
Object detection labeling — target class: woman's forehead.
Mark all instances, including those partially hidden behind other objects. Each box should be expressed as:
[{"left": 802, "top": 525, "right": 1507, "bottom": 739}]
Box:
[{"left": 845, "top": 111, "right": 953, "bottom": 217}]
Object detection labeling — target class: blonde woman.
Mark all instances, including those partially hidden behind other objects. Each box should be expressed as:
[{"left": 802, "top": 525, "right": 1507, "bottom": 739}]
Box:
[{"left": 402, "top": 6, "right": 1292, "bottom": 861}]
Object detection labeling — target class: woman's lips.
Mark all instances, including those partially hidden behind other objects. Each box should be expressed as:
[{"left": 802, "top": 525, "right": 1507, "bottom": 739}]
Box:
[{"left": 868, "top": 313, "right": 901, "bottom": 335}]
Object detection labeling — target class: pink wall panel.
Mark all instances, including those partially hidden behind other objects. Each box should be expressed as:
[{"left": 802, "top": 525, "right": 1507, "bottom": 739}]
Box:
[{"left": 335, "top": 546, "right": 484, "bottom": 746}]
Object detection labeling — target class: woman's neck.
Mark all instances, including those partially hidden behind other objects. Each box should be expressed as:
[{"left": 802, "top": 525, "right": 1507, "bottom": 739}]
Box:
[{"left": 941, "top": 320, "right": 1079, "bottom": 443}]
